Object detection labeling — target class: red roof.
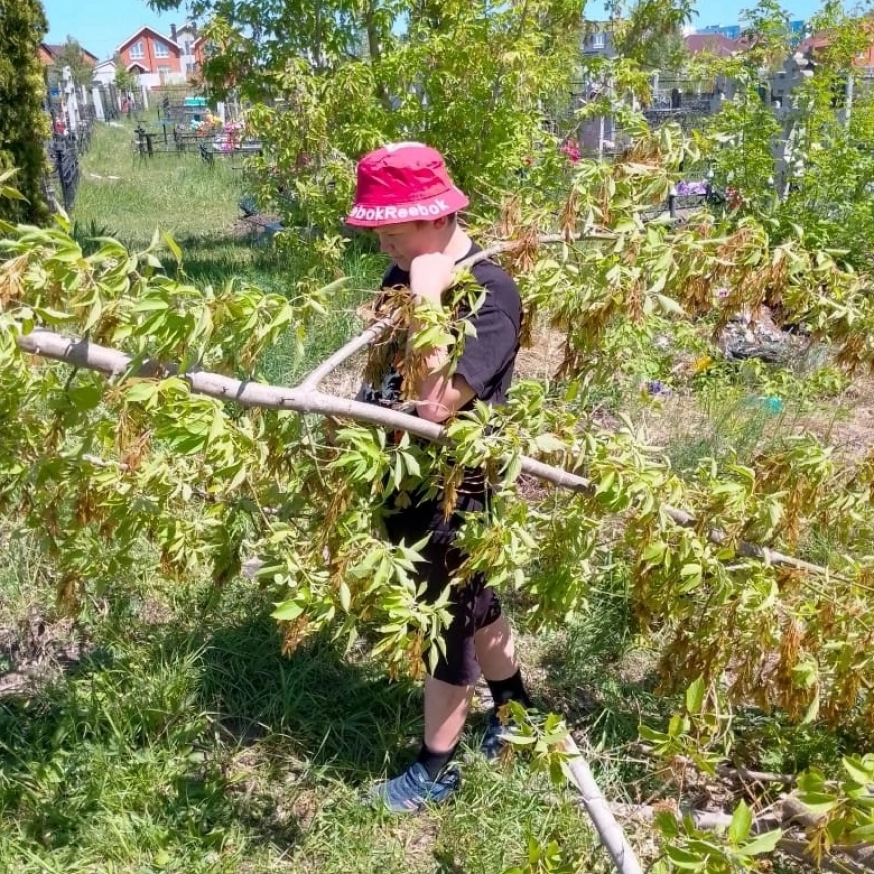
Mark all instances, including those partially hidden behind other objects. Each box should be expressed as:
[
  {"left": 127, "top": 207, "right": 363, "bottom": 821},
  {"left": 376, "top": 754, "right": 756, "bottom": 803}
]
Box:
[
  {"left": 40, "top": 42, "right": 98, "bottom": 63},
  {"left": 684, "top": 34, "right": 739, "bottom": 56},
  {"left": 797, "top": 33, "right": 831, "bottom": 52},
  {"left": 116, "top": 26, "right": 180, "bottom": 54}
]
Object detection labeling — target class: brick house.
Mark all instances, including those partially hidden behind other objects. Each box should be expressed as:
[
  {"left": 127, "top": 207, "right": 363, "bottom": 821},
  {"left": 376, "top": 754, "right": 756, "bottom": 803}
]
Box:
[
  {"left": 116, "top": 26, "right": 186, "bottom": 89},
  {"left": 798, "top": 26, "right": 874, "bottom": 69},
  {"left": 38, "top": 42, "right": 98, "bottom": 69},
  {"left": 683, "top": 33, "right": 739, "bottom": 58}
]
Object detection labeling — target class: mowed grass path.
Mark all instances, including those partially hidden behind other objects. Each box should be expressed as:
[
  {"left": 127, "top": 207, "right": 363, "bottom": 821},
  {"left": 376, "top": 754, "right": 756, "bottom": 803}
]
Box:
[
  {"left": 0, "top": 121, "right": 625, "bottom": 873},
  {"left": 74, "top": 120, "right": 241, "bottom": 245}
]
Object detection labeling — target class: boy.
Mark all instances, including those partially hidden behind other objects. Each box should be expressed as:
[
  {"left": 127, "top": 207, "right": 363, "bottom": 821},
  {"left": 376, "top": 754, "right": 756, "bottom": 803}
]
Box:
[{"left": 348, "top": 142, "right": 532, "bottom": 813}]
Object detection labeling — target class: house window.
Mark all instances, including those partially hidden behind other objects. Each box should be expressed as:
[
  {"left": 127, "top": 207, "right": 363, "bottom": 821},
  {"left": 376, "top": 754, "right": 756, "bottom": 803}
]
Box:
[
  {"left": 154, "top": 41, "right": 170, "bottom": 58},
  {"left": 184, "top": 40, "right": 192, "bottom": 55},
  {"left": 158, "top": 66, "right": 172, "bottom": 75},
  {"left": 592, "top": 32, "right": 606, "bottom": 49},
  {"left": 186, "top": 62, "right": 197, "bottom": 74},
  {"left": 129, "top": 41, "right": 144, "bottom": 59}
]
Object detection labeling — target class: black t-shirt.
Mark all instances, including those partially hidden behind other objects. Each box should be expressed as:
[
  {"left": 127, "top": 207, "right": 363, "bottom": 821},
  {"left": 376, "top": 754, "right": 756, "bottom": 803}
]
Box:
[{"left": 360, "top": 242, "right": 522, "bottom": 412}]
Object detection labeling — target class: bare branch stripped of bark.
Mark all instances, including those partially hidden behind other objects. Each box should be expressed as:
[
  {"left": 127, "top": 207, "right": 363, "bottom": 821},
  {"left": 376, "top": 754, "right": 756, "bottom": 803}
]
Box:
[
  {"left": 17, "top": 328, "right": 838, "bottom": 579},
  {"left": 614, "top": 802, "right": 782, "bottom": 833},
  {"left": 716, "top": 763, "right": 797, "bottom": 787},
  {"left": 298, "top": 314, "right": 397, "bottom": 391},
  {"left": 562, "top": 737, "right": 645, "bottom": 874}
]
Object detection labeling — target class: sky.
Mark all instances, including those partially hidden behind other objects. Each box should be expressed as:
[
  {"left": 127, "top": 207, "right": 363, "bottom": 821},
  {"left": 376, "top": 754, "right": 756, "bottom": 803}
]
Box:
[{"left": 41, "top": 0, "right": 835, "bottom": 62}]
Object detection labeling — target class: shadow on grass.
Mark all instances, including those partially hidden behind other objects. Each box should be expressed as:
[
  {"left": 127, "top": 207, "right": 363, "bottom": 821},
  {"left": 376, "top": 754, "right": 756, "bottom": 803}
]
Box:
[
  {"left": 197, "top": 613, "right": 422, "bottom": 779},
  {"left": 0, "top": 607, "right": 421, "bottom": 863}
]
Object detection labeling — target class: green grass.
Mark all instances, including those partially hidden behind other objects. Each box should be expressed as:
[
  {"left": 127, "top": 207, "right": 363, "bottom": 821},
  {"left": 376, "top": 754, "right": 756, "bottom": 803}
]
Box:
[
  {"left": 0, "top": 546, "right": 602, "bottom": 874},
  {"left": 73, "top": 120, "right": 242, "bottom": 246}
]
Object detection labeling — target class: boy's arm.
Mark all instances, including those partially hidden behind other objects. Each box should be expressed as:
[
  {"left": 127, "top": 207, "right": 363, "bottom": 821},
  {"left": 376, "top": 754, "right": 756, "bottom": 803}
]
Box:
[{"left": 407, "top": 253, "right": 476, "bottom": 423}]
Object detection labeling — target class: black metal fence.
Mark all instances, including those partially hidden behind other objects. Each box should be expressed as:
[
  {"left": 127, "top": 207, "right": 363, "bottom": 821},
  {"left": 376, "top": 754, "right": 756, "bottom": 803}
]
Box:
[{"left": 43, "top": 122, "right": 93, "bottom": 213}]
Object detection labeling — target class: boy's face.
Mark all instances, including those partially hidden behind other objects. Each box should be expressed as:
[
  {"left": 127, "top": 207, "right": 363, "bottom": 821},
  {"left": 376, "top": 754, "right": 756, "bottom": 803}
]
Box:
[{"left": 374, "top": 219, "right": 444, "bottom": 270}]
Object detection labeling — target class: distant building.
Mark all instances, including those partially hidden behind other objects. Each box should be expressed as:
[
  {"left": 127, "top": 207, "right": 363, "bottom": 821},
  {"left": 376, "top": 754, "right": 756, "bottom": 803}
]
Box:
[
  {"left": 116, "top": 25, "right": 186, "bottom": 90},
  {"left": 698, "top": 24, "right": 742, "bottom": 41},
  {"left": 797, "top": 16, "right": 874, "bottom": 68},
  {"left": 696, "top": 20, "right": 807, "bottom": 44},
  {"left": 171, "top": 21, "right": 200, "bottom": 78},
  {"left": 685, "top": 33, "right": 739, "bottom": 57},
  {"left": 581, "top": 21, "right": 616, "bottom": 58},
  {"left": 38, "top": 42, "right": 99, "bottom": 69},
  {"left": 91, "top": 58, "right": 117, "bottom": 86}
]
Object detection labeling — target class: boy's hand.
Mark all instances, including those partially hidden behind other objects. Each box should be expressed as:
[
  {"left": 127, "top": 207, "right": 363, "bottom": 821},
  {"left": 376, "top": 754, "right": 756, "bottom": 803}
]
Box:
[{"left": 409, "top": 253, "right": 456, "bottom": 304}]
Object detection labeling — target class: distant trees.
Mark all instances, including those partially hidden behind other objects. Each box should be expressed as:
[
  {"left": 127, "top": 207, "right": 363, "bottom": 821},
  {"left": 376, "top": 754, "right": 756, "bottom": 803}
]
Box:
[{"left": 48, "top": 37, "right": 95, "bottom": 88}]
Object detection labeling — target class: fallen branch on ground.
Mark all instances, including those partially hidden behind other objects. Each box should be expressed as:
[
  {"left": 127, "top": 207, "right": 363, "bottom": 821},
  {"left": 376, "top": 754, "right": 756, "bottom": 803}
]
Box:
[{"left": 615, "top": 797, "right": 874, "bottom": 874}]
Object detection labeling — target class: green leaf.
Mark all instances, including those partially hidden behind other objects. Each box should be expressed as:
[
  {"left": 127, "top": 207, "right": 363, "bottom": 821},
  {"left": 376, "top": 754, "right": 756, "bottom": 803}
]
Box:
[
  {"left": 797, "top": 791, "right": 838, "bottom": 817},
  {"left": 729, "top": 800, "right": 753, "bottom": 844},
  {"left": 640, "top": 541, "right": 665, "bottom": 563},
  {"left": 272, "top": 600, "right": 304, "bottom": 622},
  {"left": 736, "top": 829, "right": 782, "bottom": 856},
  {"left": 639, "top": 724, "right": 670, "bottom": 744},
  {"left": 533, "top": 433, "right": 566, "bottom": 454},
  {"left": 664, "top": 845, "right": 705, "bottom": 870},
  {"left": 0, "top": 184, "right": 27, "bottom": 202},
  {"left": 34, "top": 306, "right": 76, "bottom": 324},
  {"left": 162, "top": 231, "right": 182, "bottom": 264},
  {"left": 842, "top": 756, "right": 874, "bottom": 786},
  {"left": 133, "top": 297, "right": 170, "bottom": 312},
  {"left": 125, "top": 381, "right": 158, "bottom": 404},
  {"left": 654, "top": 809, "right": 680, "bottom": 838},
  {"left": 68, "top": 383, "right": 103, "bottom": 410},
  {"left": 685, "top": 676, "right": 705, "bottom": 715},
  {"left": 848, "top": 823, "right": 874, "bottom": 841}
]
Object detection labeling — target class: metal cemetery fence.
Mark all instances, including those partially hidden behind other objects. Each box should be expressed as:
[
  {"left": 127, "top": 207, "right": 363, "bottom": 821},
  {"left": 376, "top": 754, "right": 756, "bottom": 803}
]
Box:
[{"left": 43, "top": 122, "right": 92, "bottom": 213}]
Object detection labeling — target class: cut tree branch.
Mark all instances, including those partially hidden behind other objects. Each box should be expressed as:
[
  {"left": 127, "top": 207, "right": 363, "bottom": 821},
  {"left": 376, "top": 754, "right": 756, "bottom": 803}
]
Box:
[
  {"left": 562, "top": 737, "right": 645, "bottom": 874},
  {"left": 17, "top": 328, "right": 839, "bottom": 579},
  {"left": 9, "top": 307, "right": 850, "bottom": 874}
]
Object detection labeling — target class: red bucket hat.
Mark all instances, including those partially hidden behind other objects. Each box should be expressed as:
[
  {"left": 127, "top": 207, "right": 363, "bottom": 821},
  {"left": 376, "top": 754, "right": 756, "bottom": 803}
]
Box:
[{"left": 346, "top": 142, "right": 469, "bottom": 228}]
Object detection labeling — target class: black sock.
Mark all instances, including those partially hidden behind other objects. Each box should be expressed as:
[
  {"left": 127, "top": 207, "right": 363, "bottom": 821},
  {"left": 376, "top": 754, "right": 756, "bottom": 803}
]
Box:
[
  {"left": 416, "top": 742, "right": 457, "bottom": 781},
  {"left": 487, "top": 669, "right": 532, "bottom": 709}
]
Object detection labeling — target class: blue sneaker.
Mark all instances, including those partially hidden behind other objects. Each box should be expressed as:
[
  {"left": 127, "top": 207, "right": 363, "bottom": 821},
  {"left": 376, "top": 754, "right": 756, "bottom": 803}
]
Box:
[
  {"left": 480, "top": 707, "right": 515, "bottom": 761},
  {"left": 371, "top": 762, "right": 461, "bottom": 813}
]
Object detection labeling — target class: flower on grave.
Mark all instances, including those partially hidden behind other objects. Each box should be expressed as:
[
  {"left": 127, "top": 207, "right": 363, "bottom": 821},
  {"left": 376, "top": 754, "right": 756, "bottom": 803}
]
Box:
[
  {"left": 675, "top": 180, "right": 708, "bottom": 196},
  {"left": 726, "top": 187, "right": 745, "bottom": 210},
  {"left": 560, "top": 139, "right": 580, "bottom": 163}
]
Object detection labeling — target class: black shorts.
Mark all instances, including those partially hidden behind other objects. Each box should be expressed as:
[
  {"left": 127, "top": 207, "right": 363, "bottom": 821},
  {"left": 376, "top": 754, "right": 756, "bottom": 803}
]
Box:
[{"left": 382, "top": 488, "right": 502, "bottom": 686}]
